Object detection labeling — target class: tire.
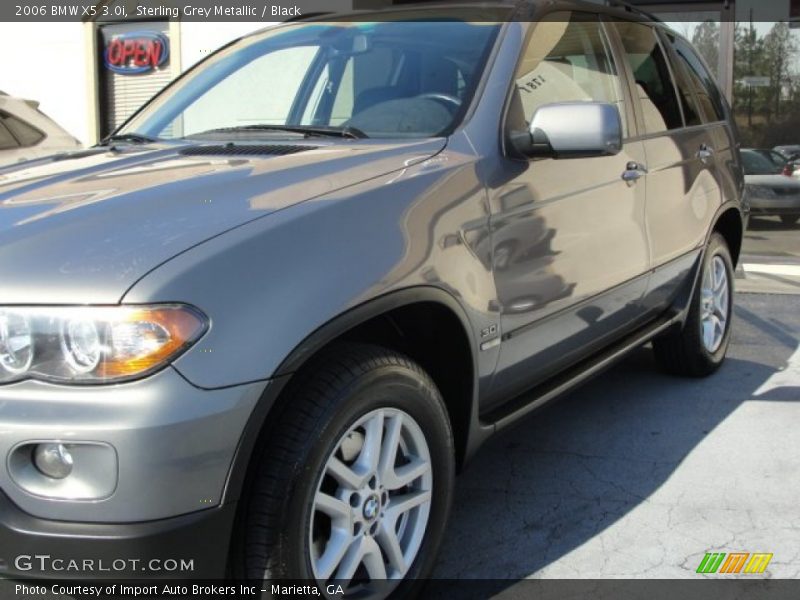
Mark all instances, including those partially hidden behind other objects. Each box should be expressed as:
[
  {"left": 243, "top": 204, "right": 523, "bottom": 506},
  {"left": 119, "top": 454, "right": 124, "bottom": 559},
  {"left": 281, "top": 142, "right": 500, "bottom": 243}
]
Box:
[
  {"left": 233, "top": 343, "right": 455, "bottom": 598},
  {"left": 779, "top": 215, "right": 799, "bottom": 226},
  {"left": 652, "top": 233, "right": 734, "bottom": 377}
]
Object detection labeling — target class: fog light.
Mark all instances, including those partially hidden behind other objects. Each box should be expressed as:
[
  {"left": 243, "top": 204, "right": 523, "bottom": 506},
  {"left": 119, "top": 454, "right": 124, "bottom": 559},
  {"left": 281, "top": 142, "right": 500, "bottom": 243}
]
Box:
[{"left": 34, "top": 443, "right": 74, "bottom": 479}]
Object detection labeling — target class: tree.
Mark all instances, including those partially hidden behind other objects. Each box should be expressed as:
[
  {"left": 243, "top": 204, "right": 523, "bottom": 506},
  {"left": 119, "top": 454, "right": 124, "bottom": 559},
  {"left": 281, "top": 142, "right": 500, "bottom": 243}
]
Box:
[
  {"left": 691, "top": 21, "right": 720, "bottom": 76},
  {"left": 762, "top": 22, "right": 798, "bottom": 120}
]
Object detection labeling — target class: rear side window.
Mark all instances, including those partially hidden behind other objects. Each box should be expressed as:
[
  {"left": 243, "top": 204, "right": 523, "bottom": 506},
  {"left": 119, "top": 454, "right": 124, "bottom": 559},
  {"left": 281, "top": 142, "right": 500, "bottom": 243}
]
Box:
[
  {"left": 0, "top": 121, "right": 18, "bottom": 150},
  {"left": 669, "top": 36, "right": 725, "bottom": 122},
  {"left": 3, "top": 114, "right": 45, "bottom": 147},
  {"left": 513, "top": 12, "right": 627, "bottom": 134},
  {"left": 613, "top": 22, "right": 683, "bottom": 133}
]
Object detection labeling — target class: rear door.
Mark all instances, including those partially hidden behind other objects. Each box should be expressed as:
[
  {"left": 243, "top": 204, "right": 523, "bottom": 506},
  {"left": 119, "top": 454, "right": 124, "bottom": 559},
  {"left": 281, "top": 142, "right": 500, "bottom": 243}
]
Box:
[{"left": 610, "top": 21, "right": 721, "bottom": 312}]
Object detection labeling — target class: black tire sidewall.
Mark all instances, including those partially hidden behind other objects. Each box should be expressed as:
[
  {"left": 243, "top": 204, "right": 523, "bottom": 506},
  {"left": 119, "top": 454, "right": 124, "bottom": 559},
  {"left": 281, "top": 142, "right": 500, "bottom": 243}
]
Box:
[{"left": 280, "top": 363, "right": 454, "bottom": 594}]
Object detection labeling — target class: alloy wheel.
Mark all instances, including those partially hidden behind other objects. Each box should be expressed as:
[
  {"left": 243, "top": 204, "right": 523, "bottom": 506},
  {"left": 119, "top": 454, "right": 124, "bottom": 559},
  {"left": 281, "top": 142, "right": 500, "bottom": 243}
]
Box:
[{"left": 309, "top": 407, "right": 433, "bottom": 594}]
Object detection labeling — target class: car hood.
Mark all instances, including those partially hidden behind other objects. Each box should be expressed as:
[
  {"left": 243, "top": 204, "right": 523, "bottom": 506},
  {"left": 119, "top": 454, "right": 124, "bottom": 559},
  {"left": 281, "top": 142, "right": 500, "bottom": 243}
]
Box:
[{"left": 0, "top": 138, "right": 445, "bottom": 303}]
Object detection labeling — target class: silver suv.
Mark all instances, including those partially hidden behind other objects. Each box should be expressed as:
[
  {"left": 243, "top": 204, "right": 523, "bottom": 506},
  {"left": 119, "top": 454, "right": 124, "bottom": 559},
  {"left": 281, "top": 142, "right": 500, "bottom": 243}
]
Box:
[{"left": 0, "top": 2, "right": 744, "bottom": 595}]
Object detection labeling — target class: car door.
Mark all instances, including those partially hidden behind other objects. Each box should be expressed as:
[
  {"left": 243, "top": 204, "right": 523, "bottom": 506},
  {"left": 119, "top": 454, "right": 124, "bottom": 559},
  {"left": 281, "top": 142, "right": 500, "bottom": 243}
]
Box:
[
  {"left": 610, "top": 21, "right": 724, "bottom": 314},
  {"left": 485, "top": 11, "right": 651, "bottom": 410}
]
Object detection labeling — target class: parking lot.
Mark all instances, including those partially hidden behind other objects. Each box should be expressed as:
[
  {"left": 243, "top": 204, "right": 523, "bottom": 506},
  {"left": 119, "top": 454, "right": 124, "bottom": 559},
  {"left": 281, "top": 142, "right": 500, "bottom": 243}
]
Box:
[{"left": 435, "top": 217, "right": 800, "bottom": 583}]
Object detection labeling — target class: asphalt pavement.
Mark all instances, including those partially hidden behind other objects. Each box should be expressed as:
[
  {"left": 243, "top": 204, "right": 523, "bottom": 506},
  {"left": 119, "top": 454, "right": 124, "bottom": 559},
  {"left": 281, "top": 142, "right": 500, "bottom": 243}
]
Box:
[{"left": 434, "top": 288, "right": 800, "bottom": 583}]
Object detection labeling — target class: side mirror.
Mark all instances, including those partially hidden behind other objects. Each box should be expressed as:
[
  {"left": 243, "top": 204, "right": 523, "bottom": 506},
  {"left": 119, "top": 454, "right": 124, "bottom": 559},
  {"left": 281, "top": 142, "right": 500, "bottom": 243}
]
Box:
[{"left": 509, "top": 102, "right": 622, "bottom": 159}]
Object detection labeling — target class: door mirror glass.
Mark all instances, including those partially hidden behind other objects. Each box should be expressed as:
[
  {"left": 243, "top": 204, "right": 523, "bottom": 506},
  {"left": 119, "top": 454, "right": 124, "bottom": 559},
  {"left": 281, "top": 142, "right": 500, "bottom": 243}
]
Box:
[{"left": 510, "top": 101, "right": 622, "bottom": 159}]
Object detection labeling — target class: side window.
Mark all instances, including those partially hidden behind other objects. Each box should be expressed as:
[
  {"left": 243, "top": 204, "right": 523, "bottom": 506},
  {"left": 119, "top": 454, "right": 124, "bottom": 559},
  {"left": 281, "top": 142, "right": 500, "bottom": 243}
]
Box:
[
  {"left": 660, "top": 36, "right": 704, "bottom": 127},
  {"left": 0, "top": 121, "right": 18, "bottom": 150},
  {"left": 513, "top": 12, "right": 627, "bottom": 135},
  {"left": 614, "top": 22, "right": 683, "bottom": 133},
  {"left": 3, "top": 114, "right": 45, "bottom": 147},
  {"left": 670, "top": 36, "right": 725, "bottom": 122}
]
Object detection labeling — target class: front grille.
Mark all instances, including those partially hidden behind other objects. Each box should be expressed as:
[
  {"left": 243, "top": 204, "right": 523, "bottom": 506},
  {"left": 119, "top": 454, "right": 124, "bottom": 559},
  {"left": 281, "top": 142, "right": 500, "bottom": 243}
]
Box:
[{"left": 179, "top": 144, "right": 318, "bottom": 157}]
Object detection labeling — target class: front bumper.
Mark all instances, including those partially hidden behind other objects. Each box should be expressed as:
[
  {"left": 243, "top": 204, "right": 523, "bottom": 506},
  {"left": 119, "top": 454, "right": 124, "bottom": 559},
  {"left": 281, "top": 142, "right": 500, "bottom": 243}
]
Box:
[
  {"left": 0, "top": 368, "right": 265, "bottom": 523},
  {"left": 0, "top": 488, "right": 235, "bottom": 578}
]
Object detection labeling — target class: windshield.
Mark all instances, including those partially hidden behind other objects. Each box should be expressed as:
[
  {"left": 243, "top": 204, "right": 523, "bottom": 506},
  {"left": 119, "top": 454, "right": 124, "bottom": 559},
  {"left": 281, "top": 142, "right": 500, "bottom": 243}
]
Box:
[
  {"left": 741, "top": 150, "right": 782, "bottom": 175},
  {"left": 120, "top": 13, "right": 505, "bottom": 141}
]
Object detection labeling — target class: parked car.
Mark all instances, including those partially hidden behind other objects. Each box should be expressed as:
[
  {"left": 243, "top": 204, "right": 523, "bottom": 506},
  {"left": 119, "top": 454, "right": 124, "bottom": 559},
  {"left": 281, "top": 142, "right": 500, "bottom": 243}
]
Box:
[
  {"left": 0, "top": 2, "right": 744, "bottom": 595},
  {"left": 752, "top": 148, "right": 798, "bottom": 176},
  {"left": 742, "top": 149, "right": 800, "bottom": 225},
  {"left": 0, "top": 92, "right": 81, "bottom": 166},
  {"left": 773, "top": 145, "right": 800, "bottom": 177}
]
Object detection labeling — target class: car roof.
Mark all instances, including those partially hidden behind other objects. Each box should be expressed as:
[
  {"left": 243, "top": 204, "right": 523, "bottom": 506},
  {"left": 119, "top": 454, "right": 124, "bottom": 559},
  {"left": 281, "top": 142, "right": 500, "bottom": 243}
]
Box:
[{"left": 240, "top": 0, "right": 662, "bottom": 39}]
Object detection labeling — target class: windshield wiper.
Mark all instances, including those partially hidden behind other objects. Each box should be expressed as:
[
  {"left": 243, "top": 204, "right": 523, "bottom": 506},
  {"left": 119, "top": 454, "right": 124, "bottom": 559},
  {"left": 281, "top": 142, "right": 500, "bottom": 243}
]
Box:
[
  {"left": 97, "top": 133, "right": 161, "bottom": 146},
  {"left": 190, "top": 124, "right": 369, "bottom": 140}
]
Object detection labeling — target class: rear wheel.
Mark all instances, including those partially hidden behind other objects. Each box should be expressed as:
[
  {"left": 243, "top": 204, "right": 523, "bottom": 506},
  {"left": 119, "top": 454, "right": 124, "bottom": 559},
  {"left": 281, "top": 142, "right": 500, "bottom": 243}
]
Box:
[
  {"left": 234, "top": 343, "right": 454, "bottom": 598},
  {"left": 653, "top": 233, "right": 734, "bottom": 376},
  {"left": 780, "top": 215, "right": 799, "bottom": 226}
]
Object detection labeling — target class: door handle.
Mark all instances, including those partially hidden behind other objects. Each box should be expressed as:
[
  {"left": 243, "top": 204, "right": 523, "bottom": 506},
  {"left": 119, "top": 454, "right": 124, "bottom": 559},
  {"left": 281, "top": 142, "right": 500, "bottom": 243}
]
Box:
[
  {"left": 622, "top": 161, "right": 647, "bottom": 184},
  {"left": 697, "top": 144, "right": 714, "bottom": 163}
]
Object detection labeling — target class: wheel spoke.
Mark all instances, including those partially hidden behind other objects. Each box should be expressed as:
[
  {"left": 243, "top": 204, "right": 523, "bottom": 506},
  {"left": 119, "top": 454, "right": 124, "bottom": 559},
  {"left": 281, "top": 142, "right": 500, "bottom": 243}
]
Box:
[
  {"left": 327, "top": 456, "right": 366, "bottom": 490},
  {"left": 362, "top": 537, "right": 388, "bottom": 580},
  {"left": 702, "top": 320, "right": 716, "bottom": 350},
  {"left": 376, "top": 520, "right": 407, "bottom": 576},
  {"left": 377, "top": 414, "right": 402, "bottom": 484},
  {"left": 334, "top": 536, "right": 365, "bottom": 582},
  {"left": 315, "top": 529, "right": 354, "bottom": 581},
  {"left": 387, "top": 489, "right": 431, "bottom": 520},
  {"left": 356, "top": 411, "right": 384, "bottom": 474},
  {"left": 315, "top": 492, "right": 351, "bottom": 521},
  {"left": 387, "top": 457, "right": 430, "bottom": 491},
  {"left": 713, "top": 315, "right": 724, "bottom": 340}
]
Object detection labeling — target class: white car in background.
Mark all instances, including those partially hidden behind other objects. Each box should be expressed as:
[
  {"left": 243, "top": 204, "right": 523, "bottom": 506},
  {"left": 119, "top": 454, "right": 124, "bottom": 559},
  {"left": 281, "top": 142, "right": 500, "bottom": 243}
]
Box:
[
  {"left": 742, "top": 149, "right": 800, "bottom": 225},
  {"left": 0, "top": 92, "right": 81, "bottom": 166}
]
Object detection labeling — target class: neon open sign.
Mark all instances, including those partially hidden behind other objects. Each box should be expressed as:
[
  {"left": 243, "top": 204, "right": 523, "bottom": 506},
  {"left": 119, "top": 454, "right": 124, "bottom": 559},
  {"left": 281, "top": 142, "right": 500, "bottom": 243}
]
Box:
[{"left": 104, "top": 31, "right": 169, "bottom": 75}]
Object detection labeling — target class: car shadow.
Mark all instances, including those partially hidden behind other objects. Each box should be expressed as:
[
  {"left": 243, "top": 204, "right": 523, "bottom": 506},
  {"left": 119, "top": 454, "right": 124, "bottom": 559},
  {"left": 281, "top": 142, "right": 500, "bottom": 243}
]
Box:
[{"left": 431, "top": 299, "right": 799, "bottom": 586}]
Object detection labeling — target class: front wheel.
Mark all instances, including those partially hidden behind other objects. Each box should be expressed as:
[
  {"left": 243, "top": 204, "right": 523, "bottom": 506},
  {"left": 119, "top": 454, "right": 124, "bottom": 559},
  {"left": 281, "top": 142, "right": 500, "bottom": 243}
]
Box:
[
  {"left": 653, "top": 233, "right": 734, "bottom": 376},
  {"left": 234, "top": 343, "right": 455, "bottom": 598}
]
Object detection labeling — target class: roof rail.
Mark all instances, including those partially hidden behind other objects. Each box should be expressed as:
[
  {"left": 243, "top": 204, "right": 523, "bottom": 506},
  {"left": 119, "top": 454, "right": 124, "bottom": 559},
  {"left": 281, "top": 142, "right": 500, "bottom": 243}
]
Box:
[{"left": 603, "top": 0, "right": 662, "bottom": 22}]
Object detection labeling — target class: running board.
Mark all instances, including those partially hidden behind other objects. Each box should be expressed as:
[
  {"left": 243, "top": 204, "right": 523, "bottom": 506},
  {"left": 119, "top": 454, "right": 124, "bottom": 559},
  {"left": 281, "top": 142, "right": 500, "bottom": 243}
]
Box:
[{"left": 486, "top": 312, "right": 682, "bottom": 433}]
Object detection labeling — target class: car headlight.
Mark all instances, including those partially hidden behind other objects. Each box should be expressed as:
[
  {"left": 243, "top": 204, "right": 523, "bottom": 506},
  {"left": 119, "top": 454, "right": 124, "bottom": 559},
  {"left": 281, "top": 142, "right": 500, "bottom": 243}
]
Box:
[{"left": 0, "top": 305, "right": 208, "bottom": 384}]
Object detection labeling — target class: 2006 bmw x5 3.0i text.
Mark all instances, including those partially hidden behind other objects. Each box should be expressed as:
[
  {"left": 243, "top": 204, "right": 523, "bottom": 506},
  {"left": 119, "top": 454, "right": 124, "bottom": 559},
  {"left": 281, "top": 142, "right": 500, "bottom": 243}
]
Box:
[{"left": 0, "top": 1, "right": 744, "bottom": 596}]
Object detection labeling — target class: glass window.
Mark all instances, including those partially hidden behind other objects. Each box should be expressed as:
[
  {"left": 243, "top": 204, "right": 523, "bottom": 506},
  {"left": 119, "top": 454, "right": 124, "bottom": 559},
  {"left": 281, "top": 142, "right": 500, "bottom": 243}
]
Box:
[
  {"left": 662, "top": 36, "right": 704, "bottom": 126},
  {"left": 120, "top": 13, "right": 505, "bottom": 140},
  {"left": 3, "top": 114, "right": 45, "bottom": 147},
  {"left": 176, "top": 45, "right": 320, "bottom": 138},
  {"left": 0, "top": 121, "right": 17, "bottom": 150},
  {"left": 614, "top": 21, "right": 684, "bottom": 133},
  {"left": 670, "top": 36, "right": 725, "bottom": 122},
  {"left": 512, "top": 13, "right": 626, "bottom": 134},
  {"left": 740, "top": 149, "right": 782, "bottom": 175}
]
